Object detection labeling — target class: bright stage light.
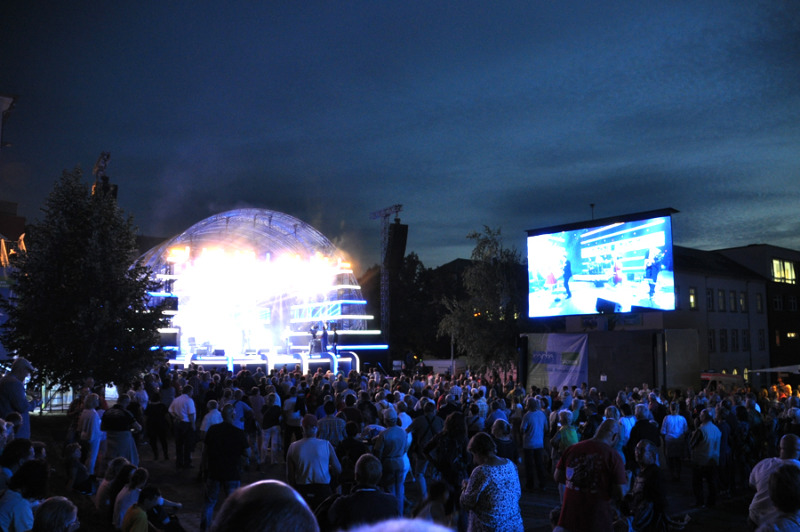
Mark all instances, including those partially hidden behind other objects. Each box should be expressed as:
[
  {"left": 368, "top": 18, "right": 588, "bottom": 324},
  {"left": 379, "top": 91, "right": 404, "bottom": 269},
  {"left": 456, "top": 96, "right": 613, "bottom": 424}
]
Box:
[{"left": 138, "top": 209, "right": 374, "bottom": 361}]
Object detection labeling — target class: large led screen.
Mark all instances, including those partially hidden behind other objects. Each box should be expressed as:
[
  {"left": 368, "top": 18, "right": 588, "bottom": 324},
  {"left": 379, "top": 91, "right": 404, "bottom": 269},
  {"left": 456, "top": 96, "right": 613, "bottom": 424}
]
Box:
[{"left": 527, "top": 211, "right": 675, "bottom": 318}]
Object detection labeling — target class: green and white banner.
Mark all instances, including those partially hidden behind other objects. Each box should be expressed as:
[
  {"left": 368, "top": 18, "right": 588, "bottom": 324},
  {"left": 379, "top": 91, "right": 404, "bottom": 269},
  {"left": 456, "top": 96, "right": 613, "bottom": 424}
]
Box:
[{"left": 525, "top": 333, "right": 588, "bottom": 390}]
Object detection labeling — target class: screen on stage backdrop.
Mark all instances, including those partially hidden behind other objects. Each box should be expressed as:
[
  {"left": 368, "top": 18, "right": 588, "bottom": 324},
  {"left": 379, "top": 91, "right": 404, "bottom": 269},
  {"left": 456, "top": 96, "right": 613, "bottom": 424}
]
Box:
[{"left": 527, "top": 211, "right": 675, "bottom": 318}]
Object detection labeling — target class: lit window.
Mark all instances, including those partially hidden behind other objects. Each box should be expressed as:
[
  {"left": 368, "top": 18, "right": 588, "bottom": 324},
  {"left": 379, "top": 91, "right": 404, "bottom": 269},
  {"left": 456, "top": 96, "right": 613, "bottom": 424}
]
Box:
[
  {"left": 689, "top": 287, "right": 698, "bottom": 310},
  {"left": 739, "top": 292, "right": 747, "bottom": 312},
  {"left": 789, "top": 332, "right": 797, "bottom": 339},
  {"left": 773, "top": 259, "right": 796, "bottom": 284}
]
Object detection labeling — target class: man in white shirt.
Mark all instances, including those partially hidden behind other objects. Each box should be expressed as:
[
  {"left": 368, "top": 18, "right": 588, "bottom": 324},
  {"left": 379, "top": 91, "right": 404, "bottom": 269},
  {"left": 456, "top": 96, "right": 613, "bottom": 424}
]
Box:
[
  {"left": 169, "top": 385, "right": 196, "bottom": 469},
  {"left": 749, "top": 433, "right": 800, "bottom": 527},
  {"left": 286, "top": 414, "right": 341, "bottom": 511}
]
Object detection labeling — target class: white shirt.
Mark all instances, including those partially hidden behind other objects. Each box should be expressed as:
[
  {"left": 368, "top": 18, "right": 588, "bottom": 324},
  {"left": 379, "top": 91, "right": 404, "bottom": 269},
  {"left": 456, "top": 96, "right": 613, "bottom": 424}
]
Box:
[
  {"left": 168, "top": 393, "right": 196, "bottom": 423},
  {"left": 661, "top": 414, "right": 688, "bottom": 440},
  {"left": 749, "top": 457, "right": 800, "bottom": 524}
]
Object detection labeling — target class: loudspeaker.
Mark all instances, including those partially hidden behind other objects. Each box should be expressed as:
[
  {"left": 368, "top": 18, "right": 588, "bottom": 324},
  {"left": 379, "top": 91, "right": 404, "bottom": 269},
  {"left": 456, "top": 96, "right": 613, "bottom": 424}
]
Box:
[
  {"left": 596, "top": 298, "right": 622, "bottom": 314},
  {"left": 385, "top": 222, "right": 408, "bottom": 271}
]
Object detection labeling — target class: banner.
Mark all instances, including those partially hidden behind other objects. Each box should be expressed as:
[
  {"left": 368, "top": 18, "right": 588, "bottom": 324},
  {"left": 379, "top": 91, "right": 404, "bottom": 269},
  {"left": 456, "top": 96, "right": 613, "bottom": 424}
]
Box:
[{"left": 525, "top": 333, "right": 588, "bottom": 391}]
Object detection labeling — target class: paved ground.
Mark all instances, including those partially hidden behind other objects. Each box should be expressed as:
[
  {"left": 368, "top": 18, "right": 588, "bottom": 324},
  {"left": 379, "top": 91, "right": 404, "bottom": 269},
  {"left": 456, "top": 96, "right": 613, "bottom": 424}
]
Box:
[{"left": 34, "top": 414, "right": 754, "bottom": 531}]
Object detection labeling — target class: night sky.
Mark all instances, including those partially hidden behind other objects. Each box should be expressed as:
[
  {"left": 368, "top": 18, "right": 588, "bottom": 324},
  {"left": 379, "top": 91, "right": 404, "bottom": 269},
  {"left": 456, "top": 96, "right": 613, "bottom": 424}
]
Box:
[{"left": 1, "top": 2, "right": 799, "bottom": 274}]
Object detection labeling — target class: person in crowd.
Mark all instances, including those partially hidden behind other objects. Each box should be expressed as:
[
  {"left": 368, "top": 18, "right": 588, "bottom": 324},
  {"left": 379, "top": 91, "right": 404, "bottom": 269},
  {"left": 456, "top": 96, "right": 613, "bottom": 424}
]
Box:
[
  {"left": 407, "top": 401, "right": 443, "bottom": 500},
  {"left": 260, "top": 393, "right": 283, "bottom": 465},
  {"left": 208, "top": 479, "right": 319, "bottom": 532},
  {"left": 64, "top": 442, "right": 94, "bottom": 494},
  {"left": 283, "top": 386, "right": 305, "bottom": 453},
  {"left": 113, "top": 466, "right": 149, "bottom": 529},
  {"left": 413, "top": 479, "right": 452, "bottom": 528},
  {"left": 549, "top": 409, "right": 578, "bottom": 502},
  {"left": 336, "top": 420, "right": 370, "bottom": 494},
  {"left": 690, "top": 407, "right": 722, "bottom": 509},
  {"left": 661, "top": 401, "right": 689, "bottom": 481},
  {"left": 756, "top": 463, "right": 800, "bottom": 531},
  {"left": 120, "top": 485, "right": 161, "bottom": 532},
  {"left": 95, "top": 457, "right": 130, "bottom": 511},
  {"left": 460, "top": 432, "right": 523, "bottom": 532},
  {"left": 0, "top": 358, "right": 36, "bottom": 439},
  {"left": 200, "top": 403, "right": 251, "bottom": 531},
  {"left": 555, "top": 419, "right": 627, "bottom": 532},
  {"left": 144, "top": 391, "right": 171, "bottom": 461},
  {"left": 520, "top": 397, "right": 549, "bottom": 491},
  {"left": 0, "top": 459, "right": 49, "bottom": 532},
  {"left": 328, "top": 453, "right": 401, "bottom": 529},
  {"left": 168, "top": 385, "right": 196, "bottom": 470},
  {"left": 626, "top": 403, "right": 661, "bottom": 478},
  {"left": 103, "top": 464, "right": 137, "bottom": 523},
  {"left": 620, "top": 439, "right": 668, "bottom": 532},
  {"left": 318, "top": 399, "right": 347, "bottom": 448},
  {"left": 373, "top": 407, "right": 411, "bottom": 516},
  {"left": 78, "top": 392, "right": 103, "bottom": 475},
  {"left": 31, "top": 497, "right": 81, "bottom": 532},
  {"left": 491, "top": 419, "right": 518, "bottom": 465},
  {"left": 749, "top": 433, "right": 800, "bottom": 527},
  {"left": 101, "top": 394, "right": 141, "bottom": 468},
  {"left": 31, "top": 496, "right": 79, "bottom": 532},
  {"left": 424, "top": 411, "right": 471, "bottom": 496},
  {"left": 286, "top": 413, "right": 341, "bottom": 511},
  {"left": 0, "top": 438, "right": 34, "bottom": 490}
]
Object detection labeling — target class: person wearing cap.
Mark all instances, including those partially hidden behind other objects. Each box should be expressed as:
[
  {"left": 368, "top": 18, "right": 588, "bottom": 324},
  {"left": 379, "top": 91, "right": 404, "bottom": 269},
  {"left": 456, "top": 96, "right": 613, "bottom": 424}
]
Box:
[
  {"left": 0, "top": 358, "right": 36, "bottom": 439},
  {"left": 286, "top": 413, "right": 341, "bottom": 511},
  {"left": 374, "top": 407, "right": 411, "bottom": 516}
]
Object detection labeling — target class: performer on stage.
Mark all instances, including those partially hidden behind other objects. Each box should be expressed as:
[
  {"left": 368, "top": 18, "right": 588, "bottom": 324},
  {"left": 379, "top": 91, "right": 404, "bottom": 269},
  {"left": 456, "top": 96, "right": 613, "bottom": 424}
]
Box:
[
  {"left": 561, "top": 254, "right": 572, "bottom": 299},
  {"left": 644, "top": 248, "right": 665, "bottom": 298}
]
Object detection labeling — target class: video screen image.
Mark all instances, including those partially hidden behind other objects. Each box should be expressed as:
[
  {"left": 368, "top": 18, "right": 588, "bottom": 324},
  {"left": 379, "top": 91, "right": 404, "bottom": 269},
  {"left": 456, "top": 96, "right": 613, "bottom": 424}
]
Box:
[{"left": 527, "top": 214, "right": 675, "bottom": 318}]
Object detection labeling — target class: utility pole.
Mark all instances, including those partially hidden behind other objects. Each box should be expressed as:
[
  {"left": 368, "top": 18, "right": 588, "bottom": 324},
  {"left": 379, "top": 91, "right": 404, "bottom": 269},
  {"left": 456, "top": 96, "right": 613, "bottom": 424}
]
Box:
[{"left": 370, "top": 204, "right": 402, "bottom": 346}]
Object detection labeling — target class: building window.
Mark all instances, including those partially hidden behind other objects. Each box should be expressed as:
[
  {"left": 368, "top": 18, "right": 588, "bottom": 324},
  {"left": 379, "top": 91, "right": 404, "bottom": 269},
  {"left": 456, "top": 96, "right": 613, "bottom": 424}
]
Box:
[
  {"left": 742, "top": 329, "right": 750, "bottom": 351},
  {"left": 706, "top": 289, "right": 714, "bottom": 311},
  {"left": 789, "top": 296, "right": 798, "bottom": 312},
  {"left": 772, "top": 259, "right": 797, "bottom": 284},
  {"left": 708, "top": 329, "right": 716, "bottom": 352},
  {"left": 718, "top": 289, "right": 726, "bottom": 311},
  {"left": 731, "top": 329, "right": 739, "bottom": 352},
  {"left": 739, "top": 292, "right": 747, "bottom": 312},
  {"left": 689, "top": 287, "right": 698, "bottom": 310},
  {"left": 774, "top": 295, "right": 784, "bottom": 311},
  {"left": 729, "top": 291, "right": 737, "bottom": 312},
  {"left": 719, "top": 329, "right": 728, "bottom": 352},
  {"left": 757, "top": 293, "right": 764, "bottom": 313}
]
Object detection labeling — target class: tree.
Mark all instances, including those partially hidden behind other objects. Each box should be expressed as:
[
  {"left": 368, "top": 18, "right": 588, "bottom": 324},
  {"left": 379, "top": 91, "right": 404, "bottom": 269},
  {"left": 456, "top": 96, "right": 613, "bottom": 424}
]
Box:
[
  {"left": 0, "top": 168, "right": 166, "bottom": 389},
  {"left": 438, "top": 226, "right": 526, "bottom": 370}
]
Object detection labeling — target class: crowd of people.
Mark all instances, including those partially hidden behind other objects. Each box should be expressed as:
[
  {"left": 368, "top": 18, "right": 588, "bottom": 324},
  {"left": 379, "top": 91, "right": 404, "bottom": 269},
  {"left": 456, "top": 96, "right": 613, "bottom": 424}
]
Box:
[{"left": 1, "top": 355, "right": 800, "bottom": 531}]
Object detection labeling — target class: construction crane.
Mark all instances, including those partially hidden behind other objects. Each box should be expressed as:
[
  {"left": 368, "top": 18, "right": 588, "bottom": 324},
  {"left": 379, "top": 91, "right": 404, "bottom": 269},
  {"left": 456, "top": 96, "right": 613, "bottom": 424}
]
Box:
[{"left": 370, "top": 204, "right": 402, "bottom": 344}]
